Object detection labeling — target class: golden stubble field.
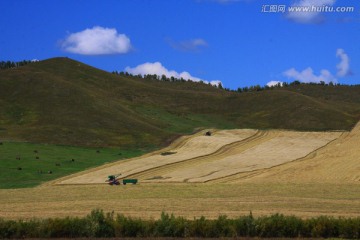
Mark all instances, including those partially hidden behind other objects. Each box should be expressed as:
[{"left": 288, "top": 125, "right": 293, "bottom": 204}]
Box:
[
  {"left": 54, "top": 129, "right": 342, "bottom": 184},
  {"left": 0, "top": 182, "right": 359, "bottom": 220},
  {"left": 0, "top": 123, "right": 359, "bottom": 220}
]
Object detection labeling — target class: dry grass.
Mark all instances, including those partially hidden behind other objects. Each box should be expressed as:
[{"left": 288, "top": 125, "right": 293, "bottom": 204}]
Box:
[{"left": 0, "top": 182, "right": 359, "bottom": 220}]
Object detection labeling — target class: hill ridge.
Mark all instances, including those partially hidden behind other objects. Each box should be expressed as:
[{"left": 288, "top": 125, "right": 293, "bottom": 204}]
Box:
[{"left": 1, "top": 57, "right": 359, "bottom": 148}]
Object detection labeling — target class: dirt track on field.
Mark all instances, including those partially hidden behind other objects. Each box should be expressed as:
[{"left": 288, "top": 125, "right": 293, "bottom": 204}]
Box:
[{"left": 55, "top": 128, "right": 344, "bottom": 185}]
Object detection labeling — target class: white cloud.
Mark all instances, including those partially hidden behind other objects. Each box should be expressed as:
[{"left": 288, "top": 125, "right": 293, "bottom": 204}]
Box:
[
  {"left": 168, "top": 38, "right": 208, "bottom": 52},
  {"left": 286, "top": 0, "right": 336, "bottom": 24},
  {"left": 61, "top": 26, "right": 132, "bottom": 55},
  {"left": 266, "top": 80, "right": 283, "bottom": 87},
  {"left": 283, "top": 67, "right": 337, "bottom": 84},
  {"left": 209, "top": 80, "right": 223, "bottom": 87},
  {"left": 336, "top": 48, "right": 351, "bottom": 77},
  {"left": 125, "top": 62, "right": 222, "bottom": 87},
  {"left": 282, "top": 48, "right": 351, "bottom": 84}
]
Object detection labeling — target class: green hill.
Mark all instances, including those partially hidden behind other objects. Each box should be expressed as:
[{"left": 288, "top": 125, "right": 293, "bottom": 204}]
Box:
[{"left": 1, "top": 57, "right": 359, "bottom": 148}]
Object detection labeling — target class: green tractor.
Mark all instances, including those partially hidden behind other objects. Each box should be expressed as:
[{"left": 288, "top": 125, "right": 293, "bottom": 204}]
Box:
[
  {"left": 105, "top": 174, "right": 138, "bottom": 185},
  {"left": 105, "top": 174, "right": 121, "bottom": 185}
]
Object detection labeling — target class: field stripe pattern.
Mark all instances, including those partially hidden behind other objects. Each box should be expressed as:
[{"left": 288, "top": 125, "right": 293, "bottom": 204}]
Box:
[
  {"left": 57, "top": 129, "right": 342, "bottom": 184},
  {"left": 56, "top": 129, "right": 258, "bottom": 184},
  {"left": 222, "top": 122, "right": 360, "bottom": 183}
]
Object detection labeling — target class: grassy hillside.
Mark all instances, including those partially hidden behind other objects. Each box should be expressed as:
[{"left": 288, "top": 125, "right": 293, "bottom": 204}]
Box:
[
  {"left": 0, "top": 141, "right": 144, "bottom": 188},
  {"left": 0, "top": 57, "right": 359, "bottom": 148}
]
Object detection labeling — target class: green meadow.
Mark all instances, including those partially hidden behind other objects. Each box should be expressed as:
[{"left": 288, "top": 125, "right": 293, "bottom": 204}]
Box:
[{"left": 0, "top": 141, "right": 144, "bottom": 189}]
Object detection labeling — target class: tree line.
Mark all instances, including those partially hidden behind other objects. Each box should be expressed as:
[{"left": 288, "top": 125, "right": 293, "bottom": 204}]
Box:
[
  {"left": 0, "top": 210, "right": 359, "bottom": 238},
  {"left": 112, "top": 71, "right": 223, "bottom": 89},
  {"left": 235, "top": 80, "right": 342, "bottom": 93},
  {"left": 0, "top": 60, "right": 35, "bottom": 70},
  {"left": 112, "top": 71, "right": 349, "bottom": 93}
]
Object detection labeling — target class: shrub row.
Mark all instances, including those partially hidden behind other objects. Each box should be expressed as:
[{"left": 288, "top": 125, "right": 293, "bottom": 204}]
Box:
[{"left": 0, "top": 209, "right": 359, "bottom": 238}]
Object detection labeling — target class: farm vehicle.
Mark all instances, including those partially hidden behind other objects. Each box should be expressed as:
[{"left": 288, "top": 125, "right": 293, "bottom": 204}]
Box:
[{"left": 106, "top": 174, "right": 138, "bottom": 185}]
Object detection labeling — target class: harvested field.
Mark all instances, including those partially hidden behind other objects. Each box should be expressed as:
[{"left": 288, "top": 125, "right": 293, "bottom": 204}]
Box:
[
  {"left": 220, "top": 121, "right": 360, "bottom": 184},
  {"left": 1, "top": 125, "right": 360, "bottom": 220},
  {"left": 0, "top": 183, "right": 359, "bottom": 220},
  {"left": 56, "top": 129, "right": 342, "bottom": 184},
  {"left": 136, "top": 131, "right": 342, "bottom": 183},
  {"left": 55, "top": 129, "right": 258, "bottom": 184}
]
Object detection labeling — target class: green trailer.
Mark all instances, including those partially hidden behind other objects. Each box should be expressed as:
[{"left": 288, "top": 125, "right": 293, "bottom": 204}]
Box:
[{"left": 122, "top": 179, "right": 138, "bottom": 185}]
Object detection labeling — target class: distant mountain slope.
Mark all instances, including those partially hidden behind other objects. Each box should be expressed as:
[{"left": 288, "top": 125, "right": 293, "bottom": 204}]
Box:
[{"left": 0, "top": 57, "right": 359, "bottom": 148}]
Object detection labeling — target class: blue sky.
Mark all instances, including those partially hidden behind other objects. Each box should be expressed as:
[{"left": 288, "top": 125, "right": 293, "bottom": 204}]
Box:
[{"left": 0, "top": 0, "right": 359, "bottom": 89}]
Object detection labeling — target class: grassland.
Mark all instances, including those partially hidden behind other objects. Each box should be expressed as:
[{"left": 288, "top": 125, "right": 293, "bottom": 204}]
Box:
[
  {"left": 0, "top": 142, "right": 144, "bottom": 188},
  {"left": 1, "top": 57, "right": 360, "bottom": 149}
]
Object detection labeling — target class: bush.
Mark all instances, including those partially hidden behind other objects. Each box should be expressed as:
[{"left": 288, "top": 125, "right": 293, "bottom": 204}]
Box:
[
  {"left": 85, "top": 209, "right": 115, "bottom": 237},
  {"left": 187, "top": 216, "right": 208, "bottom": 237},
  {"left": 306, "top": 216, "right": 339, "bottom": 238},
  {"left": 154, "top": 212, "right": 188, "bottom": 237},
  {"left": 212, "top": 215, "right": 236, "bottom": 237},
  {"left": 338, "top": 217, "right": 360, "bottom": 239},
  {"left": 233, "top": 212, "right": 256, "bottom": 237},
  {"left": 38, "top": 217, "right": 88, "bottom": 238},
  {"left": 0, "top": 219, "right": 18, "bottom": 238},
  {"left": 0, "top": 210, "right": 359, "bottom": 238},
  {"left": 114, "top": 214, "right": 148, "bottom": 237},
  {"left": 255, "top": 214, "right": 302, "bottom": 237}
]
